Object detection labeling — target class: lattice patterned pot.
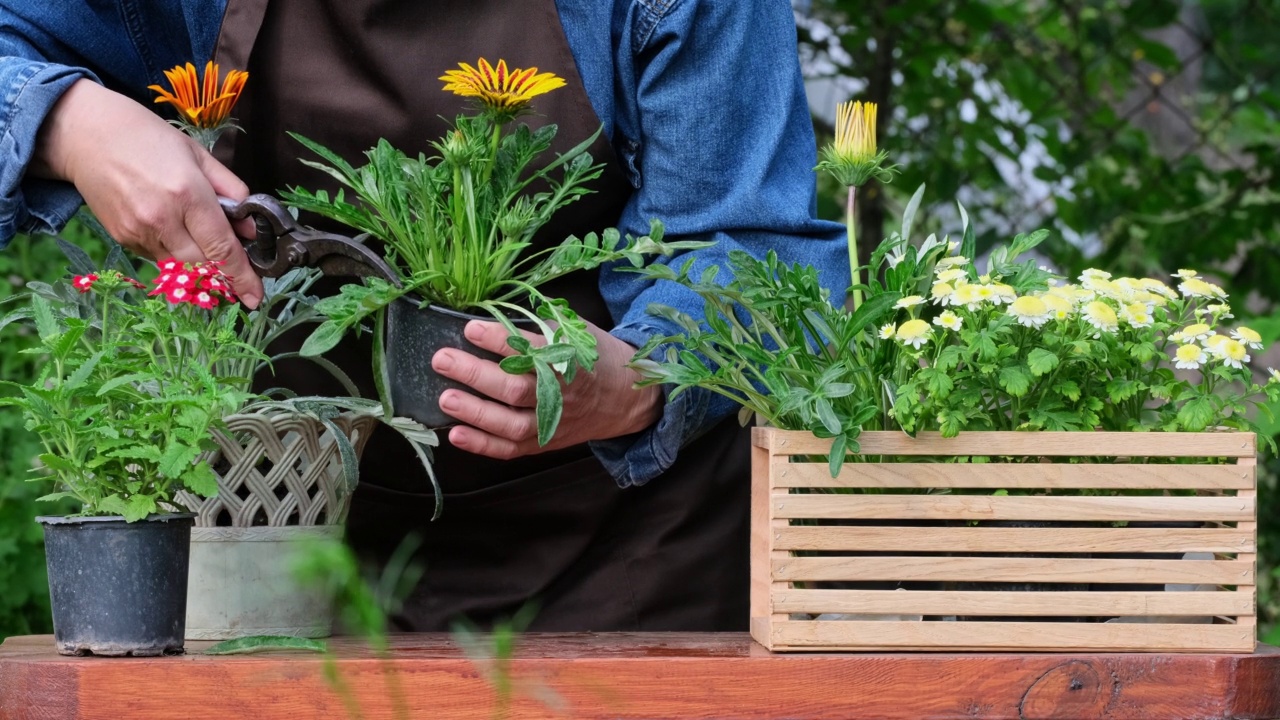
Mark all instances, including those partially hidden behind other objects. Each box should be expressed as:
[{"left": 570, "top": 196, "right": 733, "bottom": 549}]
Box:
[{"left": 175, "top": 411, "right": 378, "bottom": 640}]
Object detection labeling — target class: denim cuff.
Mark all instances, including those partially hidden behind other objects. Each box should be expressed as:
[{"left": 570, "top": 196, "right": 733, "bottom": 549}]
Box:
[
  {"left": 588, "top": 321, "right": 712, "bottom": 488},
  {"left": 0, "top": 61, "right": 96, "bottom": 245}
]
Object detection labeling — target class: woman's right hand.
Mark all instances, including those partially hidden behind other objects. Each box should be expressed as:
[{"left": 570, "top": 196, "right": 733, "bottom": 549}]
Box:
[{"left": 32, "top": 79, "right": 263, "bottom": 307}]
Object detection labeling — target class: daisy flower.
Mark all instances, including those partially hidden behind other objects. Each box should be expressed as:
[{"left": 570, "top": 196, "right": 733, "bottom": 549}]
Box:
[
  {"left": 933, "top": 311, "right": 962, "bottom": 331},
  {"left": 895, "top": 295, "right": 925, "bottom": 310},
  {"left": 931, "top": 281, "right": 954, "bottom": 305},
  {"left": 1174, "top": 343, "right": 1206, "bottom": 370},
  {"left": 1082, "top": 301, "right": 1118, "bottom": 335},
  {"left": 1217, "top": 339, "right": 1250, "bottom": 369},
  {"left": 1231, "top": 326, "right": 1263, "bottom": 350},
  {"left": 1040, "top": 293, "right": 1073, "bottom": 321},
  {"left": 1008, "top": 296, "right": 1050, "bottom": 328},
  {"left": 1171, "top": 323, "right": 1212, "bottom": 343},
  {"left": 879, "top": 323, "right": 896, "bottom": 340},
  {"left": 896, "top": 319, "right": 932, "bottom": 349}
]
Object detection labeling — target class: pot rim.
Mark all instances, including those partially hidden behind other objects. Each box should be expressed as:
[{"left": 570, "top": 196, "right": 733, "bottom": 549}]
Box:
[
  {"left": 392, "top": 294, "right": 536, "bottom": 324},
  {"left": 36, "top": 512, "right": 197, "bottom": 526}
]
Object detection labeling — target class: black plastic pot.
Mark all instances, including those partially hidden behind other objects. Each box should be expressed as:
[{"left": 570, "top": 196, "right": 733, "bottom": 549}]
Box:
[
  {"left": 38, "top": 513, "right": 195, "bottom": 657},
  {"left": 384, "top": 295, "right": 532, "bottom": 429}
]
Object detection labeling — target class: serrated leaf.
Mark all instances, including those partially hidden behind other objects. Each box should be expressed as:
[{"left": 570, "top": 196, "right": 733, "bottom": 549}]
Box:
[
  {"left": 1026, "top": 348, "right": 1059, "bottom": 376},
  {"left": 182, "top": 462, "right": 219, "bottom": 498},
  {"left": 998, "top": 365, "right": 1032, "bottom": 397},
  {"left": 159, "top": 442, "right": 200, "bottom": 479},
  {"left": 123, "top": 495, "right": 157, "bottom": 523}
]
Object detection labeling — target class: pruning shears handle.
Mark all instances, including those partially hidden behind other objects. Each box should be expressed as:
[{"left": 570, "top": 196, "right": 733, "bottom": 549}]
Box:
[{"left": 219, "top": 194, "right": 399, "bottom": 285}]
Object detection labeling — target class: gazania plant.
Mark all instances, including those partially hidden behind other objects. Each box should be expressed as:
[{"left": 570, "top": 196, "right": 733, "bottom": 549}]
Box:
[
  {"left": 149, "top": 61, "right": 248, "bottom": 150},
  {"left": 281, "top": 57, "right": 703, "bottom": 444}
]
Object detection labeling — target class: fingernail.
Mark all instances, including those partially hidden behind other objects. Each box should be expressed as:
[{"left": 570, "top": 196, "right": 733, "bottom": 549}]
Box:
[
  {"left": 464, "top": 321, "right": 486, "bottom": 341},
  {"left": 449, "top": 427, "right": 469, "bottom": 447},
  {"left": 440, "top": 392, "right": 459, "bottom": 411},
  {"left": 433, "top": 351, "right": 455, "bottom": 372}
]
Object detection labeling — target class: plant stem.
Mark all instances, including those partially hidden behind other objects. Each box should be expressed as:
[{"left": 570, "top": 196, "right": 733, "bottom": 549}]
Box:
[{"left": 847, "top": 185, "right": 862, "bottom": 311}]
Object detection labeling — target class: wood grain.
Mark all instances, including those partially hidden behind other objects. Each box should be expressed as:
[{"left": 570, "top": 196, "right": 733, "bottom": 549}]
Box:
[
  {"left": 3, "top": 634, "right": 1278, "bottom": 719},
  {"left": 773, "top": 525, "right": 1254, "bottom": 553},
  {"left": 771, "top": 493, "right": 1253, "bottom": 522},
  {"left": 770, "top": 620, "right": 1256, "bottom": 652},
  {"left": 752, "top": 428, "right": 1257, "bottom": 458},
  {"left": 772, "top": 556, "right": 1255, "bottom": 585},
  {"left": 771, "top": 461, "right": 1254, "bottom": 489},
  {"left": 771, "top": 589, "right": 1255, "bottom": 617}
]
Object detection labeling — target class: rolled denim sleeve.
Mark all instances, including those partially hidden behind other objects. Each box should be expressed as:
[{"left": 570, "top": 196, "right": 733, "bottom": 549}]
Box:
[
  {"left": 0, "top": 57, "right": 97, "bottom": 243},
  {"left": 590, "top": 0, "right": 847, "bottom": 487}
]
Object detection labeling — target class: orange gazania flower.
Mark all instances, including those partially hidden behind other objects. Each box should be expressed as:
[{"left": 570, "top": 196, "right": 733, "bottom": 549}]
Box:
[
  {"left": 439, "top": 58, "right": 564, "bottom": 116},
  {"left": 148, "top": 61, "right": 248, "bottom": 129}
]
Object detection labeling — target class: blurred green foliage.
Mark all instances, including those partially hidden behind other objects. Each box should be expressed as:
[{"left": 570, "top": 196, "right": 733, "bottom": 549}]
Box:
[
  {"left": 803, "top": 0, "right": 1280, "bottom": 640},
  {"left": 0, "top": 218, "right": 105, "bottom": 641}
]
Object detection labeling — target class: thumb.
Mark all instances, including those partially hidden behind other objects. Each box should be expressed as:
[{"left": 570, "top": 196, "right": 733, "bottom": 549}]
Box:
[{"left": 189, "top": 150, "right": 264, "bottom": 308}]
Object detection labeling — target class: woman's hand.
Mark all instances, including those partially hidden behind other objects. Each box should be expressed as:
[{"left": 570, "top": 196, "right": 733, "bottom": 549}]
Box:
[
  {"left": 32, "top": 79, "right": 263, "bottom": 307},
  {"left": 431, "top": 320, "right": 662, "bottom": 459}
]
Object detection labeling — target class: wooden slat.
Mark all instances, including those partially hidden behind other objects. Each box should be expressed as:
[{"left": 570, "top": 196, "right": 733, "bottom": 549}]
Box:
[
  {"left": 773, "top": 526, "right": 1253, "bottom": 553},
  {"left": 773, "top": 556, "right": 1255, "bottom": 585},
  {"left": 772, "top": 494, "right": 1252, "bottom": 522},
  {"left": 772, "top": 461, "right": 1253, "bottom": 490},
  {"left": 1236, "top": 457, "right": 1258, "bottom": 637},
  {"left": 752, "top": 428, "right": 1256, "bottom": 458},
  {"left": 770, "top": 620, "right": 1256, "bottom": 652},
  {"left": 772, "top": 589, "right": 1255, "bottom": 617}
]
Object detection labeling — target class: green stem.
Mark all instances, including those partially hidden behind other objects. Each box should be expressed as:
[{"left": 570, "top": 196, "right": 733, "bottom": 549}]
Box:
[{"left": 847, "top": 185, "right": 862, "bottom": 311}]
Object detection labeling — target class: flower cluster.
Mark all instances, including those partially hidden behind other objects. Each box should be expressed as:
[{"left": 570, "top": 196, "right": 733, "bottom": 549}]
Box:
[{"left": 147, "top": 258, "right": 238, "bottom": 309}]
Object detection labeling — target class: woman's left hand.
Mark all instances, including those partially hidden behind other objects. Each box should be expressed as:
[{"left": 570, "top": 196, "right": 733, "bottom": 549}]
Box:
[{"left": 430, "top": 320, "right": 662, "bottom": 459}]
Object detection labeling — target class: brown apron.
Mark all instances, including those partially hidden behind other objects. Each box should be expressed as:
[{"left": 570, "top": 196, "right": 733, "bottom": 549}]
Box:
[{"left": 213, "top": 0, "right": 751, "bottom": 631}]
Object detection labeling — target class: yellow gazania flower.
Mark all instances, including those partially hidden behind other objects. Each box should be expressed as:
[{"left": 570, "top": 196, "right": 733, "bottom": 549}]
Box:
[
  {"left": 835, "top": 100, "right": 878, "bottom": 164},
  {"left": 440, "top": 58, "right": 566, "bottom": 117},
  {"left": 148, "top": 61, "right": 247, "bottom": 129}
]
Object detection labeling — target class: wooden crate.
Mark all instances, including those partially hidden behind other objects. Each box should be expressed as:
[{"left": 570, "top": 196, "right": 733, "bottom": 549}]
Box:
[{"left": 750, "top": 428, "right": 1258, "bottom": 653}]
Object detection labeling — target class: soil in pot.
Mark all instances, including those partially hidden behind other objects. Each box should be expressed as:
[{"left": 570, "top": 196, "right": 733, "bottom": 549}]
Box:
[
  {"left": 38, "top": 513, "right": 194, "bottom": 657},
  {"left": 384, "top": 295, "right": 534, "bottom": 429}
]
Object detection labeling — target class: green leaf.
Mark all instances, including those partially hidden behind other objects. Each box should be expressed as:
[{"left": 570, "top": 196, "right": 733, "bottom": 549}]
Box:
[
  {"left": 1106, "top": 378, "right": 1143, "bottom": 404},
  {"left": 1026, "top": 348, "right": 1059, "bottom": 376},
  {"left": 827, "top": 433, "right": 848, "bottom": 478},
  {"left": 901, "top": 183, "right": 926, "bottom": 243},
  {"left": 1177, "top": 396, "right": 1216, "bottom": 431},
  {"left": 123, "top": 494, "right": 157, "bottom": 523},
  {"left": 1053, "top": 380, "right": 1082, "bottom": 402},
  {"left": 921, "top": 368, "right": 955, "bottom": 399},
  {"left": 300, "top": 320, "right": 347, "bottom": 357},
  {"left": 998, "top": 365, "right": 1032, "bottom": 397},
  {"left": 159, "top": 443, "right": 200, "bottom": 479},
  {"left": 498, "top": 355, "right": 535, "bottom": 375},
  {"left": 533, "top": 360, "right": 563, "bottom": 446},
  {"left": 182, "top": 462, "right": 219, "bottom": 498},
  {"left": 814, "top": 396, "right": 841, "bottom": 436}
]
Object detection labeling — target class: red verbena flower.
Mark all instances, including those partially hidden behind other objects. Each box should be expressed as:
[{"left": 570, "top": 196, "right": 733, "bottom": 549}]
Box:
[
  {"left": 158, "top": 258, "right": 182, "bottom": 273},
  {"left": 194, "top": 290, "right": 218, "bottom": 310},
  {"left": 72, "top": 274, "right": 98, "bottom": 293},
  {"left": 170, "top": 271, "right": 197, "bottom": 289},
  {"left": 165, "top": 286, "right": 192, "bottom": 304}
]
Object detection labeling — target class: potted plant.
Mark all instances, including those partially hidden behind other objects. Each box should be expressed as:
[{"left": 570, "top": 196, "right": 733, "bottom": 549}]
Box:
[
  {"left": 0, "top": 255, "right": 260, "bottom": 656},
  {"left": 628, "top": 101, "right": 1277, "bottom": 652},
  {"left": 279, "top": 57, "right": 704, "bottom": 443}
]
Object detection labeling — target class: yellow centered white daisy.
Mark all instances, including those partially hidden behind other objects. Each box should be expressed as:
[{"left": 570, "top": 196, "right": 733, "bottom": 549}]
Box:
[
  {"left": 952, "top": 283, "right": 983, "bottom": 310},
  {"left": 1178, "top": 277, "right": 1226, "bottom": 299},
  {"left": 1175, "top": 269, "right": 1199, "bottom": 279},
  {"left": 931, "top": 281, "right": 954, "bottom": 305},
  {"left": 1232, "top": 326, "right": 1263, "bottom": 349},
  {"left": 1204, "top": 334, "right": 1230, "bottom": 353},
  {"left": 1174, "top": 343, "right": 1207, "bottom": 370},
  {"left": 896, "top": 319, "right": 932, "bottom": 349},
  {"left": 879, "top": 323, "right": 896, "bottom": 340},
  {"left": 990, "top": 283, "right": 1017, "bottom": 305},
  {"left": 1121, "top": 302, "right": 1153, "bottom": 328},
  {"left": 1008, "top": 296, "right": 1050, "bottom": 328},
  {"left": 975, "top": 284, "right": 997, "bottom": 303},
  {"left": 1207, "top": 303, "right": 1233, "bottom": 319},
  {"left": 1040, "top": 293, "right": 1072, "bottom": 321},
  {"left": 1140, "top": 278, "right": 1178, "bottom": 300},
  {"left": 1081, "top": 269, "right": 1112, "bottom": 281},
  {"left": 1268, "top": 367, "right": 1280, "bottom": 384},
  {"left": 935, "top": 268, "right": 967, "bottom": 283},
  {"left": 895, "top": 295, "right": 925, "bottom": 310},
  {"left": 933, "top": 310, "right": 962, "bottom": 331},
  {"left": 1171, "top": 323, "right": 1212, "bottom": 343},
  {"left": 935, "top": 256, "right": 969, "bottom": 270},
  {"left": 1218, "top": 339, "right": 1250, "bottom": 369},
  {"left": 1082, "top": 301, "right": 1118, "bottom": 334}
]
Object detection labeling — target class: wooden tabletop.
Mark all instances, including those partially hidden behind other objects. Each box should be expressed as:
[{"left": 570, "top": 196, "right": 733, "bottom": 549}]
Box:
[{"left": 2, "top": 633, "right": 1278, "bottom": 719}]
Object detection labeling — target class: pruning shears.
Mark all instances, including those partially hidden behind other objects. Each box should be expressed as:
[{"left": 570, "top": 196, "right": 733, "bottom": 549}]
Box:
[{"left": 219, "top": 194, "right": 399, "bottom": 285}]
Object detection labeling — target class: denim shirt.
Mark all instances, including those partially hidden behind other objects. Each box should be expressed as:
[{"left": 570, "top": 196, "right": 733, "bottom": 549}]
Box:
[{"left": 0, "top": 0, "right": 846, "bottom": 487}]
